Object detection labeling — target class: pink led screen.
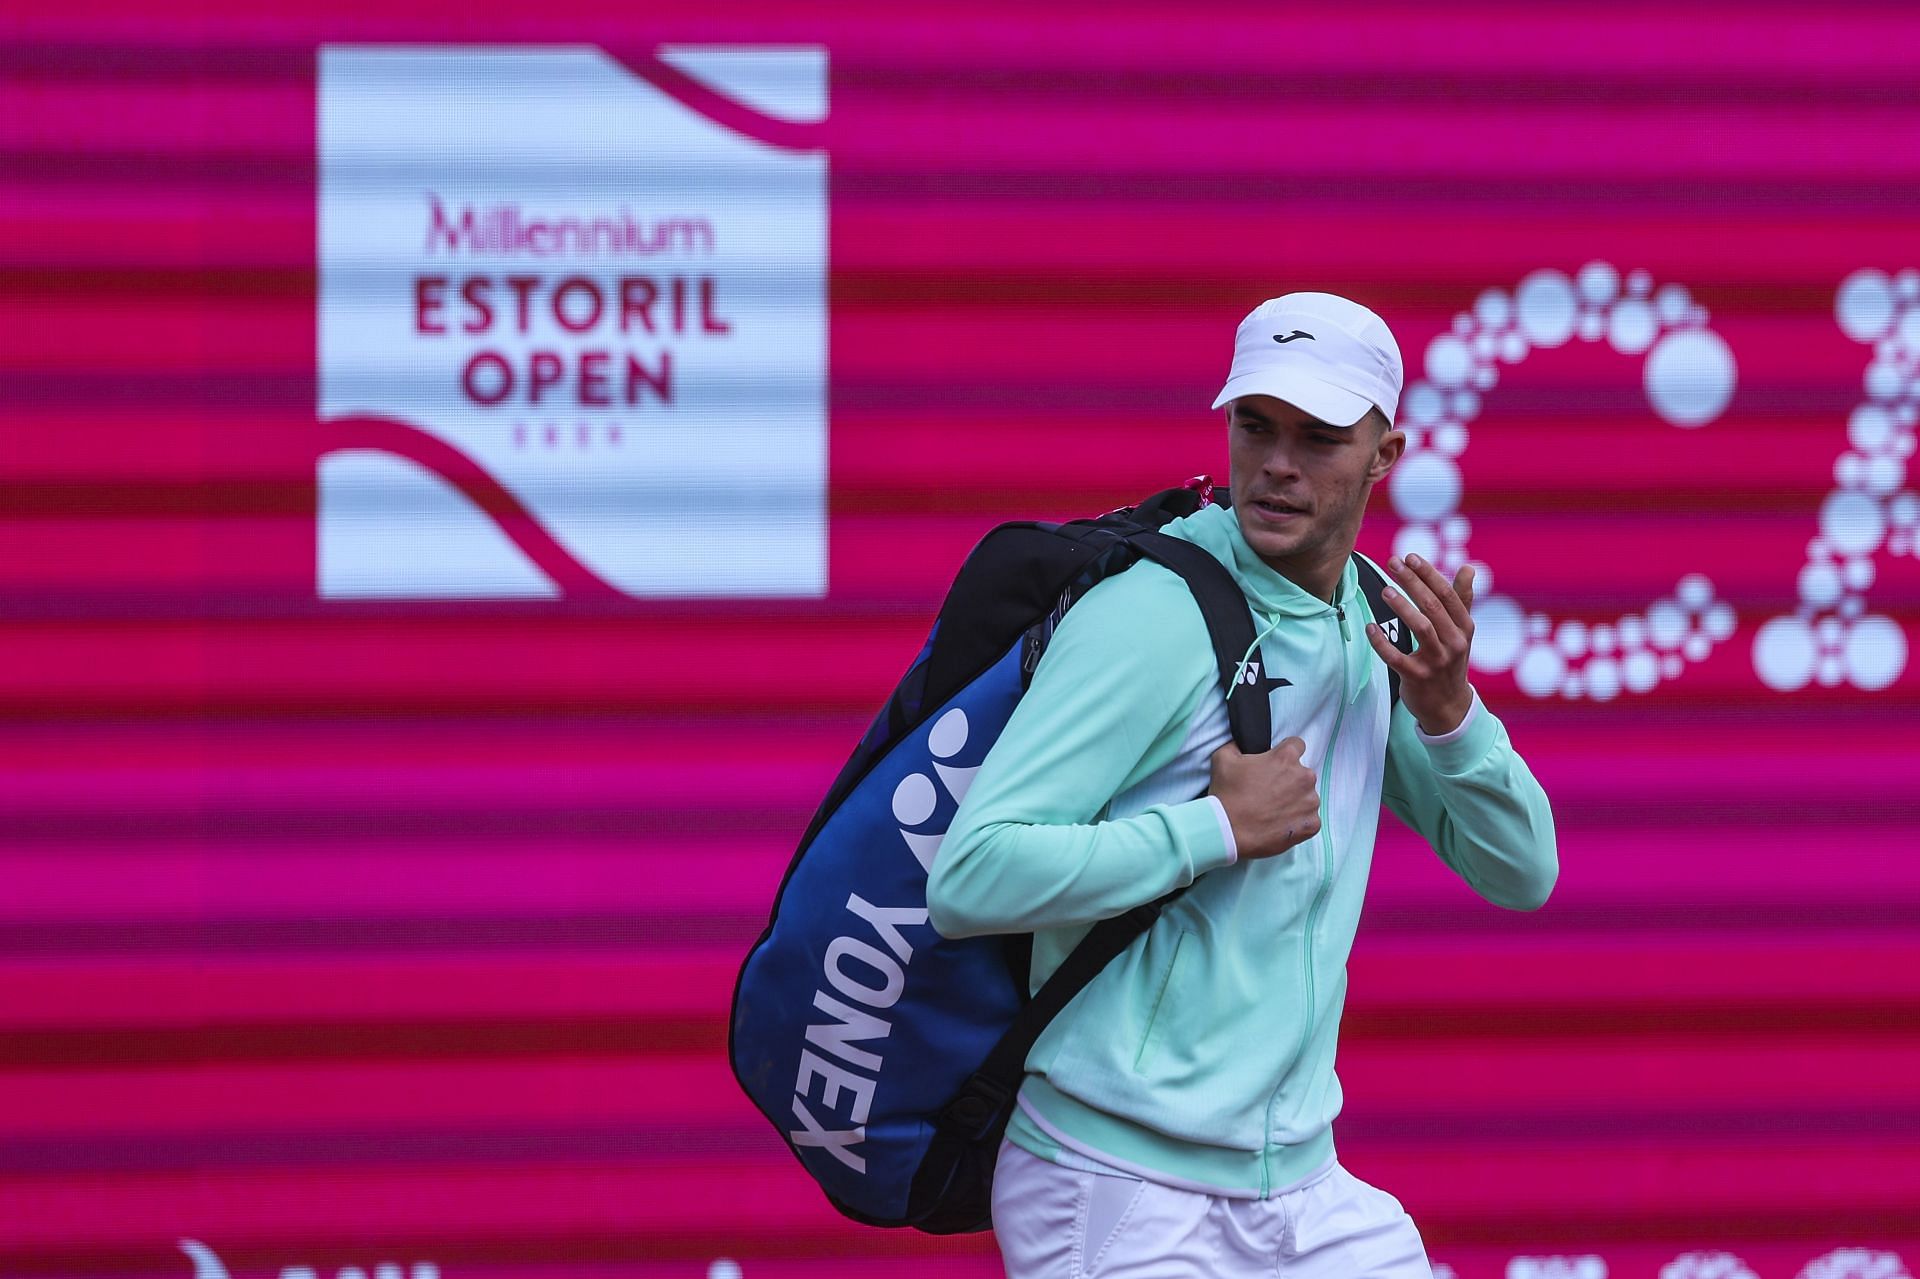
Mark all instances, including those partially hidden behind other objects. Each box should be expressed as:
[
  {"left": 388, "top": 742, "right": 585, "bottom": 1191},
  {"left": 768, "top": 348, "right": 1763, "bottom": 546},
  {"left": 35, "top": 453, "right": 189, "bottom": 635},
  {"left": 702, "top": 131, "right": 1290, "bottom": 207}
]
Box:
[{"left": 4, "top": 4, "right": 1919, "bottom": 1278}]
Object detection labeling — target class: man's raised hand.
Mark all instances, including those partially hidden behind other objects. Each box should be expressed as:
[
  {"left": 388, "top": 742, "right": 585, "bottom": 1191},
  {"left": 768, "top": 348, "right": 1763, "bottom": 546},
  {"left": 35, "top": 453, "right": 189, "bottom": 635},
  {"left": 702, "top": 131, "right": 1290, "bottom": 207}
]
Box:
[
  {"left": 1207, "top": 736, "right": 1321, "bottom": 860},
  {"left": 1367, "top": 553, "right": 1476, "bottom": 736}
]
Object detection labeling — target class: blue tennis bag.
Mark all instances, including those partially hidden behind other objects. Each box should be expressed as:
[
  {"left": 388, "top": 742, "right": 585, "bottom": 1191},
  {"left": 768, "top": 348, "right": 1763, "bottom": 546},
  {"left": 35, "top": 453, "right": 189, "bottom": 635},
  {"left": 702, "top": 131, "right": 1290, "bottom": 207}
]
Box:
[{"left": 728, "top": 481, "right": 1408, "bottom": 1233}]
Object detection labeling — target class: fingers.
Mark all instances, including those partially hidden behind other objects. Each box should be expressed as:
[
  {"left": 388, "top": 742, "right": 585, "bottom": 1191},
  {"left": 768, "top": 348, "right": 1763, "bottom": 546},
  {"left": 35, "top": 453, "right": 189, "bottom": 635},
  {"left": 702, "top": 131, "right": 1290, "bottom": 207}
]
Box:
[
  {"left": 1276, "top": 735, "right": 1306, "bottom": 761},
  {"left": 1407, "top": 554, "right": 1472, "bottom": 631},
  {"left": 1364, "top": 618, "right": 1412, "bottom": 670},
  {"left": 1454, "top": 563, "right": 1476, "bottom": 613},
  {"left": 1391, "top": 554, "right": 1471, "bottom": 636},
  {"left": 1379, "top": 568, "right": 1446, "bottom": 651}
]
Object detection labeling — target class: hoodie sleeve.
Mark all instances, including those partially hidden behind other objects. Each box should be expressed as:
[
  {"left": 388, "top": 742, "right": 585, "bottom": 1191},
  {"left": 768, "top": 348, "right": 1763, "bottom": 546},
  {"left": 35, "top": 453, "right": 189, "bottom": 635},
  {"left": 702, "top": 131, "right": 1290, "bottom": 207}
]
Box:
[
  {"left": 925, "top": 566, "right": 1234, "bottom": 939},
  {"left": 1380, "top": 689, "right": 1559, "bottom": 911}
]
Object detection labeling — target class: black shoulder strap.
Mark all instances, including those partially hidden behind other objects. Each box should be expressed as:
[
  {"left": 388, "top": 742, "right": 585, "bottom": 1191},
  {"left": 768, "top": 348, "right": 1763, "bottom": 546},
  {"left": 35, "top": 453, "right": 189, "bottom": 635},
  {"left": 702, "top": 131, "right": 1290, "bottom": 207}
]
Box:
[
  {"left": 921, "top": 525, "right": 1271, "bottom": 1182},
  {"left": 926, "top": 893, "right": 1167, "bottom": 1152},
  {"left": 913, "top": 885, "right": 1178, "bottom": 1223},
  {"left": 1350, "top": 552, "right": 1414, "bottom": 710},
  {"left": 1125, "top": 530, "right": 1270, "bottom": 755}
]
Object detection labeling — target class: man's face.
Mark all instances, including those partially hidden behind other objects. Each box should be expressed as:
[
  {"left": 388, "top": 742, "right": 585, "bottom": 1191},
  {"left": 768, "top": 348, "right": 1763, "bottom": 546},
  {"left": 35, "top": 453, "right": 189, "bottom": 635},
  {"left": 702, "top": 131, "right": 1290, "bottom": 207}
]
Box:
[{"left": 1226, "top": 395, "right": 1404, "bottom": 584}]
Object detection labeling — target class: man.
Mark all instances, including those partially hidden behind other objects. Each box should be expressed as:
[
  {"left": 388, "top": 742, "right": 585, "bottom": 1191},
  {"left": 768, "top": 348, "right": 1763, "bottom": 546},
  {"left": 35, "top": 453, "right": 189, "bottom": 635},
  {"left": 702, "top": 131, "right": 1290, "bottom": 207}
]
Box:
[{"left": 925, "top": 292, "right": 1558, "bottom": 1278}]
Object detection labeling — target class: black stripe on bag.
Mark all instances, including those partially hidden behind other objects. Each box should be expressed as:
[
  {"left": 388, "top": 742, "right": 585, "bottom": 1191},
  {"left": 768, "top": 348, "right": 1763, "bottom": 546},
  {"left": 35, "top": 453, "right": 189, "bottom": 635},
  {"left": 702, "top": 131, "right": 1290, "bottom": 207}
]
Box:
[{"left": 1351, "top": 552, "right": 1416, "bottom": 711}]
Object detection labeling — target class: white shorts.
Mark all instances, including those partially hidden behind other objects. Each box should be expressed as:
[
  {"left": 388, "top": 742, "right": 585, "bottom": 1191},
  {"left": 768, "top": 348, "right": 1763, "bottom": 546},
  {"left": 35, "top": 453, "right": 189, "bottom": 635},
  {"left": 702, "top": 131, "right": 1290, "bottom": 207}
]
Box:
[{"left": 991, "top": 1139, "right": 1435, "bottom": 1279}]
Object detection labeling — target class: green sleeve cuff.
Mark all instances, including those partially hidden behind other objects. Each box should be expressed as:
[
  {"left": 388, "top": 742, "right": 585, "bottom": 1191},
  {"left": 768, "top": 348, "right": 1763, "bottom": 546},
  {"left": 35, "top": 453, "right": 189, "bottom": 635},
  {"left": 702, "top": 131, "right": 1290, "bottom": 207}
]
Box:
[
  {"left": 1415, "top": 689, "right": 1500, "bottom": 776},
  {"left": 1165, "top": 795, "right": 1238, "bottom": 878}
]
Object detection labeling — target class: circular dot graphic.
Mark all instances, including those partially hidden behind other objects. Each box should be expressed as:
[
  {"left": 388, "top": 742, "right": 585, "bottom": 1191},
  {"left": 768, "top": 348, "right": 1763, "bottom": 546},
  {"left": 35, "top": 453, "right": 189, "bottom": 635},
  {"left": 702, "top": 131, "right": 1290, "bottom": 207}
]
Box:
[
  {"left": 1391, "top": 452, "right": 1462, "bottom": 523},
  {"left": 1393, "top": 524, "right": 1442, "bottom": 566},
  {"left": 1609, "top": 300, "right": 1658, "bottom": 354},
  {"left": 1644, "top": 330, "right": 1737, "bottom": 427},
  {"left": 1624, "top": 651, "right": 1660, "bottom": 693},
  {"left": 1850, "top": 409, "right": 1896, "bottom": 453},
  {"left": 927, "top": 708, "right": 969, "bottom": 760},
  {"left": 1799, "top": 562, "right": 1842, "bottom": 609},
  {"left": 1578, "top": 261, "right": 1620, "bottom": 307},
  {"left": 1837, "top": 270, "right": 1897, "bottom": 343},
  {"left": 1846, "top": 615, "right": 1907, "bottom": 690},
  {"left": 1648, "top": 601, "right": 1688, "bottom": 650},
  {"left": 1427, "top": 336, "right": 1474, "bottom": 387},
  {"left": 1655, "top": 284, "right": 1692, "bottom": 325},
  {"left": 1516, "top": 270, "right": 1578, "bottom": 347},
  {"left": 1474, "top": 288, "right": 1513, "bottom": 330},
  {"left": 1821, "top": 490, "right": 1887, "bottom": 556},
  {"left": 891, "top": 774, "right": 938, "bottom": 827},
  {"left": 1402, "top": 383, "right": 1444, "bottom": 425},
  {"left": 1514, "top": 645, "right": 1566, "bottom": 697},
  {"left": 1472, "top": 597, "right": 1526, "bottom": 672},
  {"left": 1586, "top": 657, "right": 1622, "bottom": 701}
]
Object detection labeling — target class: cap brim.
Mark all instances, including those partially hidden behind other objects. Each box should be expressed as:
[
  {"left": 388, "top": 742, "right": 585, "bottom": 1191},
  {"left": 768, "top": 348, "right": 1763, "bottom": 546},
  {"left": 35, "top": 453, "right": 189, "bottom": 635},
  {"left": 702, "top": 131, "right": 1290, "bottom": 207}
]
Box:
[{"left": 1210, "top": 369, "right": 1374, "bottom": 426}]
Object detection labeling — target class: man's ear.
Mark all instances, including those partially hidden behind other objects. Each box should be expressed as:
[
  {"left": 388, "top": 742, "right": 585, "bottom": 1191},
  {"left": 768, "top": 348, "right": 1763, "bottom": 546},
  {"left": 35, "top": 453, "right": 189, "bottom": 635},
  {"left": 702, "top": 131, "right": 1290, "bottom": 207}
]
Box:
[{"left": 1368, "top": 427, "right": 1406, "bottom": 485}]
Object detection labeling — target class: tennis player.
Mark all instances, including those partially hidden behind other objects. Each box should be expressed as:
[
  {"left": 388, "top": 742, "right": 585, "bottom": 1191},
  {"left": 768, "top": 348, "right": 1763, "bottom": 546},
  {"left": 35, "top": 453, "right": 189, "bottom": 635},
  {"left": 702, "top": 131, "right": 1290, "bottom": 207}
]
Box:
[{"left": 926, "top": 292, "right": 1558, "bottom": 1277}]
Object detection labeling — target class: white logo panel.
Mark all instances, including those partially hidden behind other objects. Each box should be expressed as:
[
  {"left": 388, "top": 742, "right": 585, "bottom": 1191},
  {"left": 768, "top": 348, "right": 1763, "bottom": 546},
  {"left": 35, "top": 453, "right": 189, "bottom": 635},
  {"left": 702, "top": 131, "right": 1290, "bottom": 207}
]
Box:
[{"left": 318, "top": 45, "right": 828, "bottom": 598}]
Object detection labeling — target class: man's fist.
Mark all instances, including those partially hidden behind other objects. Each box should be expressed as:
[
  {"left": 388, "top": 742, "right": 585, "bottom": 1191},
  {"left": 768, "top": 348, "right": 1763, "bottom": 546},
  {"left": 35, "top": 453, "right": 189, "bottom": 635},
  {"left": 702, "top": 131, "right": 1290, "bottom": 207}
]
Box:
[{"left": 1207, "top": 736, "right": 1321, "bottom": 861}]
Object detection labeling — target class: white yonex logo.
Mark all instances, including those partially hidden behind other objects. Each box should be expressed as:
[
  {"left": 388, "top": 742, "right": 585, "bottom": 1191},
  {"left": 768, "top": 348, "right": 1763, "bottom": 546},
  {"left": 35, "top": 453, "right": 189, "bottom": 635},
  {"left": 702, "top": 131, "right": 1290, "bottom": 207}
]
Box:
[
  {"left": 889, "top": 708, "right": 979, "bottom": 872},
  {"left": 786, "top": 707, "right": 975, "bottom": 1175},
  {"left": 786, "top": 893, "right": 929, "bottom": 1174},
  {"left": 1236, "top": 660, "right": 1292, "bottom": 695}
]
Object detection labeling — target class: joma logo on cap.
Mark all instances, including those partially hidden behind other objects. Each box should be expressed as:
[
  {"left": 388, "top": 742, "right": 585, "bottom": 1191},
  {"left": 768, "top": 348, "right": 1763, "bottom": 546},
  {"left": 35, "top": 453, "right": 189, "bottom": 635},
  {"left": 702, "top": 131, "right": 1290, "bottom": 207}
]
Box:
[{"left": 1272, "top": 330, "right": 1315, "bottom": 343}]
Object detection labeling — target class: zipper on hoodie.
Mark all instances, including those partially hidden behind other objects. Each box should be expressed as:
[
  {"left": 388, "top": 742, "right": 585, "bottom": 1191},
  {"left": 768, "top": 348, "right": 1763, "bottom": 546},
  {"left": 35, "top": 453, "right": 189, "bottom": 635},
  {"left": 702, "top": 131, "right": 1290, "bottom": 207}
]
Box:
[{"left": 1266, "top": 594, "right": 1348, "bottom": 1176}]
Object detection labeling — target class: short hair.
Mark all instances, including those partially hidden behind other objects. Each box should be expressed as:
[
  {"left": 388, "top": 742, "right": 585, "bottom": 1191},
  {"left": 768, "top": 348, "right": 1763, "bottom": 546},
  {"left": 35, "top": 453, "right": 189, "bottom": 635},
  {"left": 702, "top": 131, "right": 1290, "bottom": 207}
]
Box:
[{"left": 1364, "top": 406, "right": 1392, "bottom": 438}]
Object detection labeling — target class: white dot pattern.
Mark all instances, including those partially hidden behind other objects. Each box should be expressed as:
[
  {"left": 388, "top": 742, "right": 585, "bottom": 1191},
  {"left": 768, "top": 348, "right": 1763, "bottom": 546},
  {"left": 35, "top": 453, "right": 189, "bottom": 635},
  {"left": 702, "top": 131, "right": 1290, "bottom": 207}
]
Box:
[
  {"left": 1754, "top": 270, "right": 1918, "bottom": 691},
  {"left": 1658, "top": 1251, "right": 1761, "bottom": 1279},
  {"left": 1793, "top": 1248, "right": 1913, "bottom": 1279},
  {"left": 1392, "top": 264, "right": 1737, "bottom": 700}
]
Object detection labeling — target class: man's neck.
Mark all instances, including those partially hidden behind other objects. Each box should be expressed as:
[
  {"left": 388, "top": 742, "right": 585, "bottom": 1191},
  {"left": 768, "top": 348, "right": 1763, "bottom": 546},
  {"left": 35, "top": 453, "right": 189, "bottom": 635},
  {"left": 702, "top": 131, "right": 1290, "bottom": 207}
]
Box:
[{"left": 1257, "top": 546, "right": 1348, "bottom": 605}]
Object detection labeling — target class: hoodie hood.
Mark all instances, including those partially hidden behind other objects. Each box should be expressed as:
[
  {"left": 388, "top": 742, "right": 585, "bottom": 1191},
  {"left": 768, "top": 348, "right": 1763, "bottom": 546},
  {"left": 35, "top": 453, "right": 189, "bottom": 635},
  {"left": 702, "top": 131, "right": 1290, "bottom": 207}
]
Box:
[{"left": 1161, "top": 501, "right": 1376, "bottom": 704}]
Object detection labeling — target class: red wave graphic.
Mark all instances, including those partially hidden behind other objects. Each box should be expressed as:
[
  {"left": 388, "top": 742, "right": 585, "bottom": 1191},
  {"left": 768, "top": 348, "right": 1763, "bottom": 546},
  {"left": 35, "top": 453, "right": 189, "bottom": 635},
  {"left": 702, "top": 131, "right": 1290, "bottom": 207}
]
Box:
[
  {"left": 323, "top": 415, "right": 621, "bottom": 600},
  {"left": 606, "top": 49, "right": 828, "bottom": 153}
]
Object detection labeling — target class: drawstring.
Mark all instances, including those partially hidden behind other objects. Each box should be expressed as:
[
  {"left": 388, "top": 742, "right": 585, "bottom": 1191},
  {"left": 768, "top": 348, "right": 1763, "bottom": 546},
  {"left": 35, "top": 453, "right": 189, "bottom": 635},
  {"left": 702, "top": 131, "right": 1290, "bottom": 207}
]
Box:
[
  {"left": 1231, "top": 612, "right": 1288, "bottom": 689},
  {"left": 1231, "top": 595, "right": 1355, "bottom": 694}
]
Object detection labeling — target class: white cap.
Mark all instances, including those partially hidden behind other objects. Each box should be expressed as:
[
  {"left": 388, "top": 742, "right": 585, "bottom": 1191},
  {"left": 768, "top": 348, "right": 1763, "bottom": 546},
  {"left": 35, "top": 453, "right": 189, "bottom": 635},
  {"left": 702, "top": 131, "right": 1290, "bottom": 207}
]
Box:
[{"left": 1210, "top": 292, "right": 1404, "bottom": 427}]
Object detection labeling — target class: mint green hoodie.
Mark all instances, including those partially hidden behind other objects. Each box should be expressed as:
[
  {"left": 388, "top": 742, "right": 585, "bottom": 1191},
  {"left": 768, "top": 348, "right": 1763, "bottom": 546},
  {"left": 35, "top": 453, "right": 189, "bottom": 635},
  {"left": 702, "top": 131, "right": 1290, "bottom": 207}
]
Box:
[{"left": 924, "top": 501, "right": 1557, "bottom": 1197}]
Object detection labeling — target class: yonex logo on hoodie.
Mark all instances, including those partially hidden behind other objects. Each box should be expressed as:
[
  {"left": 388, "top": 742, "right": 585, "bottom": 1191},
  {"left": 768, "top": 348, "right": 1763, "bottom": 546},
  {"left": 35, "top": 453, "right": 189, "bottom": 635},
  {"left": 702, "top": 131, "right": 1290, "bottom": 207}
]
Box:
[{"left": 1236, "top": 659, "right": 1293, "bottom": 697}]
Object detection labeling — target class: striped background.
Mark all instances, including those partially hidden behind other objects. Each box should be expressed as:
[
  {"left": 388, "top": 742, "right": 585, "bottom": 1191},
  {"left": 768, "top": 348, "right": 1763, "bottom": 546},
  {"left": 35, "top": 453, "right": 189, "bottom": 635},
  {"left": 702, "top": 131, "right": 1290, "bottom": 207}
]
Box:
[{"left": 4, "top": 3, "right": 1919, "bottom": 1277}]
